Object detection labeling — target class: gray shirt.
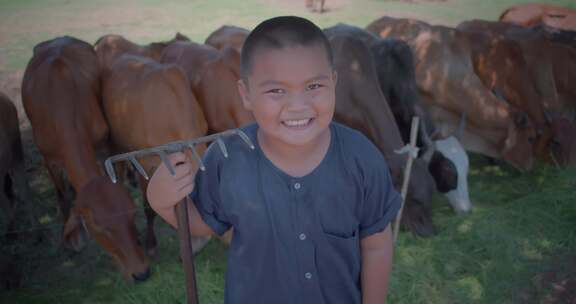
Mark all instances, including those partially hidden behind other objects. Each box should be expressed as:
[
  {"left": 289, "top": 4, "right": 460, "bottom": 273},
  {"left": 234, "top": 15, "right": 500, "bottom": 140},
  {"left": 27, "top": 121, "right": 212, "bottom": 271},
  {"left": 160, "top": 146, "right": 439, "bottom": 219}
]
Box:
[{"left": 190, "top": 122, "right": 401, "bottom": 304}]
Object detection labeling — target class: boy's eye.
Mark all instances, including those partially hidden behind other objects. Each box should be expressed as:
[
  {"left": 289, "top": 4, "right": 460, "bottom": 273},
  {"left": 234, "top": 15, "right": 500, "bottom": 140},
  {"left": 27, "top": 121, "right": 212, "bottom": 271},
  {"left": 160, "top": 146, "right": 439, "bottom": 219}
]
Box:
[
  {"left": 264, "top": 88, "right": 285, "bottom": 94},
  {"left": 307, "top": 83, "right": 324, "bottom": 90}
]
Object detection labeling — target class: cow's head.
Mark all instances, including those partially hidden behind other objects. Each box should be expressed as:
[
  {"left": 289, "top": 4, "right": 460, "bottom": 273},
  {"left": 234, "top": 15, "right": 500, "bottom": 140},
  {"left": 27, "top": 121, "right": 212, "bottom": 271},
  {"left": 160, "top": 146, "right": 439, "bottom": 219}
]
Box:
[
  {"left": 434, "top": 136, "right": 472, "bottom": 214},
  {"left": 402, "top": 159, "right": 436, "bottom": 236},
  {"left": 549, "top": 115, "right": 576, "bottom": 166},
  {"left": 427, "top": 151, "right": 458, "bottom": 193},
  {"left": 63, "top": 176, "right": 150, "bottom": 282},
  {"left": 501, "top": 111, "right": 537, "bottom": 171}
]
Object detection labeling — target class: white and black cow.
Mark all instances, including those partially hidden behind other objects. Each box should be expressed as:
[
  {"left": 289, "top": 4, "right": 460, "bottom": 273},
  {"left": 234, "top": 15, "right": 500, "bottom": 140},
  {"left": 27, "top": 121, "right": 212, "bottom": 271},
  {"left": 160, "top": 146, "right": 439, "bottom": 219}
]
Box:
[{"left": 325, "top": 23, "right": 472, "bottom": 214}]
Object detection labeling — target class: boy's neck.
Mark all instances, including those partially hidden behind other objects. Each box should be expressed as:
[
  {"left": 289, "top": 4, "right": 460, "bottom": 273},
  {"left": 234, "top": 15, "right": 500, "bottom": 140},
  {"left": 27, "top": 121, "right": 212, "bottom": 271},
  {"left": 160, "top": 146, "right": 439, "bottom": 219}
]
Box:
[{"left": 257, "top": 126, "right": 332, "bottom": 178}]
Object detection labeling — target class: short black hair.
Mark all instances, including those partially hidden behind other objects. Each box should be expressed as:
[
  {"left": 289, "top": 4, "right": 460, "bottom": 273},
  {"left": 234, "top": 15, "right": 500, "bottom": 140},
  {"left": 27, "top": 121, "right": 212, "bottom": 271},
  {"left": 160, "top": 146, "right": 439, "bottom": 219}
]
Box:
[{"left": 240, "top": 16, "right": 333, "bottom": 81}]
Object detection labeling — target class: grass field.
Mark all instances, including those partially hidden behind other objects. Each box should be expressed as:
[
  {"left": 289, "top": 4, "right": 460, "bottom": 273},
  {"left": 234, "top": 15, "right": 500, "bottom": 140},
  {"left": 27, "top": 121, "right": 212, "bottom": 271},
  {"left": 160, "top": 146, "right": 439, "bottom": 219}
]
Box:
[{"left": 1, "top": 0, "right": 576, "bottom": 303}]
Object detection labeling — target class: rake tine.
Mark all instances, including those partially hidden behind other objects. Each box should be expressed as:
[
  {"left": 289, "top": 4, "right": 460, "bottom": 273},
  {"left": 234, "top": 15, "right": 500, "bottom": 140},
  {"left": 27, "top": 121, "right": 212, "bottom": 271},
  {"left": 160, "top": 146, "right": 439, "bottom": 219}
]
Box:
[
  {"left": 104, "top": 159, "right": 118, "bottom": 184},
  {"left": 158, "top": 150, "right": 175, "bottom": 176},
  {"left": 216, "top": 137, "right": 228, "bottom": 158},
  {"left": 129, "top": 156, "right": 149, "bottom": 180},
  {"left": 187, "top": 144, "right": 206, "bottom": 171},
  {"left": 235, "top": 130, "right": 255, "bottom": 150}
]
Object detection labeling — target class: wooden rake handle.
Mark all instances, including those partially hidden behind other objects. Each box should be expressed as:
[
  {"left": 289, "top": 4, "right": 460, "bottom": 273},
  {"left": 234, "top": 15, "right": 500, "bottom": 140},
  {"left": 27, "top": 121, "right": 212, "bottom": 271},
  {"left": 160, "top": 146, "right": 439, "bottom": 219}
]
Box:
[
  {"left": 176, "top": 197, "right": 199, "bottom": 304},
  {"left": 103, "top": 129, "right": 256, "bottom": 304}
]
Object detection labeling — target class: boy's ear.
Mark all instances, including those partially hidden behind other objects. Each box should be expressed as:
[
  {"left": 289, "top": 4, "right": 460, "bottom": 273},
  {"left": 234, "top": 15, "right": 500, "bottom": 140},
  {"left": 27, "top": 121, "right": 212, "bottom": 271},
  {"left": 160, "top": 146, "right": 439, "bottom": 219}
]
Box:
[{"left": 237, "top": 79, "right": 252, "bottom": 110}]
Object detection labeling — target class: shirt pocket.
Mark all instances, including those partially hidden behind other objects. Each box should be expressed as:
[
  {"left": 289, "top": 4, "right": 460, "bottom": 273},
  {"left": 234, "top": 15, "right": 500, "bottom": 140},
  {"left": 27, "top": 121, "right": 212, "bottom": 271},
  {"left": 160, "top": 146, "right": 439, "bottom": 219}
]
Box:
[
  {"left": 317, "top": 228, "right": 362, "bottom": 303},
  {"left": 321, "top": 228, "right": 361, "bottom": 270}
]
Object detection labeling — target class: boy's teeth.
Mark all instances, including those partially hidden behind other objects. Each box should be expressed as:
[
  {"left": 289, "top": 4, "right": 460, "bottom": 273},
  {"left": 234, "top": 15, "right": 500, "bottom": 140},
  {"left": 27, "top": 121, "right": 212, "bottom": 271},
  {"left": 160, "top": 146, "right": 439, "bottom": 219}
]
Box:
[{"left": 284, "top": 119, "right": 311, "bottom": 127}]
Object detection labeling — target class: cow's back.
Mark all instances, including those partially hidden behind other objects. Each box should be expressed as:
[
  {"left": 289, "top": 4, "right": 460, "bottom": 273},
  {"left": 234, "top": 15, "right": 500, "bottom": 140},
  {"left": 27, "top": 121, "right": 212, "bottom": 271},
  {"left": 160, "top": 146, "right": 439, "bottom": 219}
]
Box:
[
  {"left": 22, "top": 36, "right": 108, "bottom": 185},
  {"left": 500, "top": 3, "right": 576, "bottom": 32},
  {"left": 102, "top": 55, "right": 208, "bottom": 171},
  {"left": 205, "top": 25, "right": 249, "bottom": 52},
  {"left": 161, "top": 41, "right": 251, "bottom": 133},
  {"left": 160, "top": 41, "right": 220, "bottom": 87}
]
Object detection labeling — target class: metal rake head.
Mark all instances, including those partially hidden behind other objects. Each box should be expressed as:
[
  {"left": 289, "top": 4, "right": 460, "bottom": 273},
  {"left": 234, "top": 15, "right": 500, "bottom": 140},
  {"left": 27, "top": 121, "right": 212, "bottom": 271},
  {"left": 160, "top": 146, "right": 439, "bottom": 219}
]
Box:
[{"left": 104, "top": 129, "right": 255, "bottom": 183}]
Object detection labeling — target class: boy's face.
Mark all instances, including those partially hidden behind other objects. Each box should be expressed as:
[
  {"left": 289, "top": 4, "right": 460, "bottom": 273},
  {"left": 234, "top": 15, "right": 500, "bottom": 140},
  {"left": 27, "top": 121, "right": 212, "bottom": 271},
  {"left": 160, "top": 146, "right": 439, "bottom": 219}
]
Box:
[{"left": 238, "top": 44, "right": 336, "bottom": 148}]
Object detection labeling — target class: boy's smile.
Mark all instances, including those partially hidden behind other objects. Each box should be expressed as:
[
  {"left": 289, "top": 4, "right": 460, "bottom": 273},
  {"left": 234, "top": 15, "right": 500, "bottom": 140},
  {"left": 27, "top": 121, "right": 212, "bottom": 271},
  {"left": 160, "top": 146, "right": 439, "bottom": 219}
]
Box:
[{"left": 238, "top": 44, "right": 336, "bottom": 151}]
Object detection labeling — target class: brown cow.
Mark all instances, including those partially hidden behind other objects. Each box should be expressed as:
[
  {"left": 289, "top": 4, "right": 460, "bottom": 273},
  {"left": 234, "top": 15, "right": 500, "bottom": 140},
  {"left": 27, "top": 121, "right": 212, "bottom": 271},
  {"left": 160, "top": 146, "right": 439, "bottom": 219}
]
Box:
[
  {"left": 458, "top": 19, "right": 576, "bottom": 166},
  {"left": 371, "top": 18, "right": 547, "bottom": 136},
  {"left": 367, "top": 17, "right": 538, "bottom": 171},
  {"left": 205, "top": 25, "right": 250, "bottom": 52},
  {"left": 0, "top": 92, "right": 29, "bottom": 290},
  {"left": 329, "top": 33, "right": 437, "bottom": 236},
  {"left": 101, "top": 54, "right": 210, "bottom": 254},
  {"left": 458, "top": 19, "right": 576, "bottom": 110},
  {"left": 461, "top": 29, "right": 550, "bottom": 154},
  {"left": 94, "top": 32, "right": 189, "bottom": 70},
  {"left": 0, "top": 92, "right": 29, "bottom": 232},
  {"left": 22, "top": 36, "right": 150, "bottom": 282},
  {"left": 160, "top": 41, "right": 253, "bottom": 133},
  {"left": 500, "top": 3, "right": 576, "bottom": 32}
]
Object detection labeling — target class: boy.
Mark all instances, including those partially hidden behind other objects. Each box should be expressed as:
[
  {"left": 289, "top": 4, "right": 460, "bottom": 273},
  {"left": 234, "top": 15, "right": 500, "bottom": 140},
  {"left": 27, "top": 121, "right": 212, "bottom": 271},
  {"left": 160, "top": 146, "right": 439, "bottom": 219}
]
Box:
[{"left": 147, "top": 16, "right": 401, "bottom": 304}]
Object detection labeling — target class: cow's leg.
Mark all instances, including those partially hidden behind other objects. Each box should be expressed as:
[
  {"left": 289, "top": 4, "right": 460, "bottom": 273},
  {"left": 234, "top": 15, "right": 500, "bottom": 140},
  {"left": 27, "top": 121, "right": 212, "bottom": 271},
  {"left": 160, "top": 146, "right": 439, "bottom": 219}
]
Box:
[
  {"left": 138, "top": 174, "right": 157, "bottom": 258},
  {"left": 45, "top": 162, "right": 73, "bottom": 221},
  {"left": 319, "top": 0, "right": 325, "bottom": 13},
  {"left": 0, "top": 174, "right": 14, "bottom": 222},
  {"left": 10, "top": 160, "right": 32, "bottom": 206}
]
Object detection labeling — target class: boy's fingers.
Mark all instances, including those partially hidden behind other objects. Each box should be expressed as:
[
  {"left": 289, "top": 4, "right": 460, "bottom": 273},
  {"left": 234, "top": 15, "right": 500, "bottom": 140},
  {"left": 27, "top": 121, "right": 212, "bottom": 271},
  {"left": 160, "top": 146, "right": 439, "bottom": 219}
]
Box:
[
  {"left": 157, "top": 158, "right": 190, "bottom": 178},
  {"left": 172, "top": 163, "right": 193, "bottom": 181},
  {"left": 168, "top": 152, "right": 187, "bottom": 165}
]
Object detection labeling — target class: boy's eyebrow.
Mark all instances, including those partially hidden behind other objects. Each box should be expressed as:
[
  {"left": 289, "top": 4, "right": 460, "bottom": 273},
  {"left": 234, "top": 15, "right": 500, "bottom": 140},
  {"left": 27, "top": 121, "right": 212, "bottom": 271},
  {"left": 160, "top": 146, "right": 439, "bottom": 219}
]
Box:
[{"left": 257, "top": 74, "right": 331, "bottom": 87}]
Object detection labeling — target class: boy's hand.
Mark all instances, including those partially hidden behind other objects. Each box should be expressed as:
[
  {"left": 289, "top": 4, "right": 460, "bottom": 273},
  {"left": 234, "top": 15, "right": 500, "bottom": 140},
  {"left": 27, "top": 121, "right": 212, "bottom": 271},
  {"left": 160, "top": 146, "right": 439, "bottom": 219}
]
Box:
[{"left": 147, "top": 152, "right": 195, "bottom": 226}]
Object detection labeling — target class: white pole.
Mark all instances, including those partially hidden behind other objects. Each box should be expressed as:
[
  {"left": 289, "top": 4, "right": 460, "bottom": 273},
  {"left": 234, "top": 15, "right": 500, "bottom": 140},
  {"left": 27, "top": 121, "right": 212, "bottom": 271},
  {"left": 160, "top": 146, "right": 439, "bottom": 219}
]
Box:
[{"left": 393, "top": 116, "right": 420, "bottom": 242}]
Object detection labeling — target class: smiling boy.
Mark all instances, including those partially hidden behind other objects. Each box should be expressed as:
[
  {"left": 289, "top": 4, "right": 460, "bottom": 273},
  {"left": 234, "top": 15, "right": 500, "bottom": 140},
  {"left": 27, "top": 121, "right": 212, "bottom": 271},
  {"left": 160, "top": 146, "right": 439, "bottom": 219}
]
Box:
[{"left": 147, "top": 16, "right": 401, "bottom": 304}]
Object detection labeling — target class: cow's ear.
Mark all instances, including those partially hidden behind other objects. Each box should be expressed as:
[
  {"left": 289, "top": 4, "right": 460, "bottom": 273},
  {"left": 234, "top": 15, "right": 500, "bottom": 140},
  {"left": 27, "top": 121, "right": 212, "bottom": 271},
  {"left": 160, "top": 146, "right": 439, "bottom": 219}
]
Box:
[{"left": 63, "top": 207, "right": 89, "bottom": 252}]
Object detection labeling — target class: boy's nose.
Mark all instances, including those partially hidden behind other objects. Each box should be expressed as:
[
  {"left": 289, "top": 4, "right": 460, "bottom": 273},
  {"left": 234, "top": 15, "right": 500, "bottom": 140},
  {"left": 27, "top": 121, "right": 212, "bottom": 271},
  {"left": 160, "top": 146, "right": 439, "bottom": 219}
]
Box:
[{"left": 285, "top": 92, "right": 310, "bottom": 109}]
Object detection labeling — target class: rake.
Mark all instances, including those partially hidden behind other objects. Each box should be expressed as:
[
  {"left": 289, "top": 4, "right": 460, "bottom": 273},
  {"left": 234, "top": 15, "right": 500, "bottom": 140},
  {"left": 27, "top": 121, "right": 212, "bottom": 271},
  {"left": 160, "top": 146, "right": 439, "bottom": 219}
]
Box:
[{"left": 104, "top": 129, "right": 255, "bottom": 304}]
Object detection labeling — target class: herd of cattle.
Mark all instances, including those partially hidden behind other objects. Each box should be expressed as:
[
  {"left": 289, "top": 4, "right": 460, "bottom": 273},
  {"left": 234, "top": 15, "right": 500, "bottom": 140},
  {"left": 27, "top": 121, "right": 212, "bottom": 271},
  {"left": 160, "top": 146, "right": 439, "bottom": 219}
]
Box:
[{"left": 1, "top": 3, "right": 575, "bottom": 283}]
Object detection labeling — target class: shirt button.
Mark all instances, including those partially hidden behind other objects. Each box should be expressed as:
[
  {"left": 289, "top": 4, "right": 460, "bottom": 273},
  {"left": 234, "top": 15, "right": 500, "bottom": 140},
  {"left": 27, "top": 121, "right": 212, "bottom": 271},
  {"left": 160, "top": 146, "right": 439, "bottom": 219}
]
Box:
[
  {"left": 294, "top": 182, "right": 301, "bottom": 190},
  {"left": 305, "top": 272, "right": 312, "bottom": 279},
  {"left": 299, "top": 233, "right": 306, "bottom": 240}
]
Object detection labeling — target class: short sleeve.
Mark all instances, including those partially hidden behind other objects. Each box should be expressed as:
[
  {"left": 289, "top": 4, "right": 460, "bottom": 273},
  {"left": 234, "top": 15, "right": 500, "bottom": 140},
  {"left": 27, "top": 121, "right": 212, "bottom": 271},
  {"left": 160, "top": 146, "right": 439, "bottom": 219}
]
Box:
[
  {"left": 359, "top": 147, "right": 402, "bottom": 239},
  {"left": 189, "top": 144, "right": 232, "bottom": 236}
]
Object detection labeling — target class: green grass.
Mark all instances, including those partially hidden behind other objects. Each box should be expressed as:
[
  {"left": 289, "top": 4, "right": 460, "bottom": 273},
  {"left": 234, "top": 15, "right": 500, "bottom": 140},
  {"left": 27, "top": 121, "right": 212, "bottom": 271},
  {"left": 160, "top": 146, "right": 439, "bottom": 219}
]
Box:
[
  {"left": 389, "top": 161, "right": 576, "bottom": 304},
  {"left": 2, "top": 161, "right": 574, "bottom": 303},
  {"left": 1, "top": 0, "right": 576, "bottom": 303}
]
